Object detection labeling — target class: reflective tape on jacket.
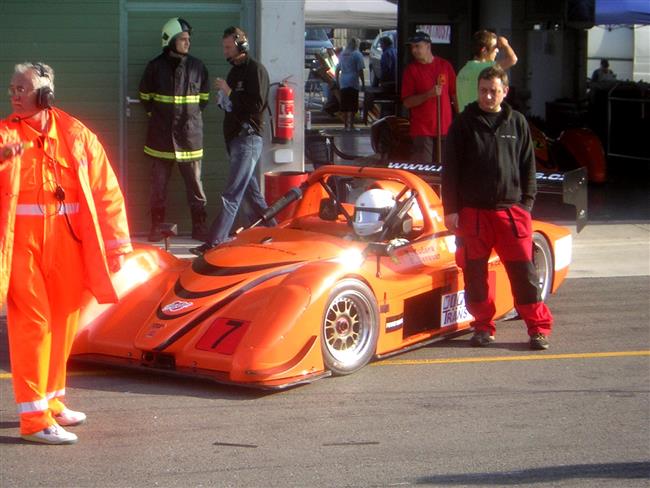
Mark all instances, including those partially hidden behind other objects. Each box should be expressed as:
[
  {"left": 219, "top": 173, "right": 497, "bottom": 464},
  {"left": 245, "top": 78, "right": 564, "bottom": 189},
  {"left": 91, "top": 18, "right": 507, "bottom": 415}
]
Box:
[
  {"left": 144, "top": 146, "right": 203, "bottom": 161},
  {"left": 15, "top": 203, "right": 80, "bottom": 216},
  {"left": 139, "top": 92, "right": 208, "bottom": 104}
]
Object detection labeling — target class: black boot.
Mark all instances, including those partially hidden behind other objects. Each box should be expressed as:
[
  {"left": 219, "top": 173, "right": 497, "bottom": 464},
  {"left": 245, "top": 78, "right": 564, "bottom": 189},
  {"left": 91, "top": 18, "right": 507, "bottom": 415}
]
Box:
[
  {"left": 191, "top": 208, "right": 208, "bottom": 241},
  {"left": 148, "top": 208, "right": 165, "bottom": 242}
]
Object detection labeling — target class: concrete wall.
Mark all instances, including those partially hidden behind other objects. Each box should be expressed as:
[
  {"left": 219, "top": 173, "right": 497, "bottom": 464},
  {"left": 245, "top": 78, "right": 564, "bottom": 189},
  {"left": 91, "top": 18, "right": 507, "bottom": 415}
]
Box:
[{"left": 258, "top": 0, "right": 306, "bottom": 178}]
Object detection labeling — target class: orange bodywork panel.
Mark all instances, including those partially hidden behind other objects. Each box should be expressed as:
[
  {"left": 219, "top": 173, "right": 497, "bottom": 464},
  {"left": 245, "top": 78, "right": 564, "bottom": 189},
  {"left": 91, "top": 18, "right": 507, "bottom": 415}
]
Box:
[{"left": 73, "top": 165, "right": 573, "bottom": 389}]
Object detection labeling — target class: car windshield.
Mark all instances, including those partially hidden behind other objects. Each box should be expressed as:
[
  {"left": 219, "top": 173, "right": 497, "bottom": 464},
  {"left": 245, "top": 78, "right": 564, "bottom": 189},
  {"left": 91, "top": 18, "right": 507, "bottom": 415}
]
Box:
[{"left": 305, "top": 28, "right": 329, "bottom": 41}]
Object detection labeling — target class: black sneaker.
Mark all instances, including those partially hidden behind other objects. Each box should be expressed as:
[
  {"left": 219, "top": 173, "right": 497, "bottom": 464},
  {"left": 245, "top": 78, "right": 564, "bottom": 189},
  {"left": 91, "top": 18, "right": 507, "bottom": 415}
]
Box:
[
  {"left": 189, "top": 243, "right": 213, "bottom": 257},
  {"left": 530, "top": 333, "right": 550, "bottom": 350},
  {"left": 469, "top": 331, "right": 495, "bottom": 347}
]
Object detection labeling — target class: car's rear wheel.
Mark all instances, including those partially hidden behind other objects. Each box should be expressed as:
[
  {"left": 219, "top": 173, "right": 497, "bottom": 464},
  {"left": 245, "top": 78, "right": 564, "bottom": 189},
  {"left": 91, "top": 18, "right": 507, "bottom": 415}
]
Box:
[
  {"left": 321, "top": 279, "right": 379, "bottom": 375},
  {"left": 533, "top": 232, "right": 553, "bottom": 301},
  {"left": 502, "top": 231, "right": 553, "bottom": 320}
]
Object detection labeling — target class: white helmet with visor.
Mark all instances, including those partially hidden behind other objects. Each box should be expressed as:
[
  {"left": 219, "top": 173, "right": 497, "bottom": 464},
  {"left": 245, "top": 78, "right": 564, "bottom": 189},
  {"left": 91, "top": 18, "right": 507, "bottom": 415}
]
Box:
[{"left": 353, "top": 188, "right": 395, "bottom": 238}]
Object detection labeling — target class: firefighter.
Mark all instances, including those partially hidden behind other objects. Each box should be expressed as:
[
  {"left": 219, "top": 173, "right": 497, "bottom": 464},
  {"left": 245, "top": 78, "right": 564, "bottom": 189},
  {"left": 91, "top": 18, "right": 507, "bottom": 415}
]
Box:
[
  {"left": 139, "top": 17, "right": 210, "bottom": 242},
  {"left": 0, "top": 62, "right": 132, "bottom": 444}
]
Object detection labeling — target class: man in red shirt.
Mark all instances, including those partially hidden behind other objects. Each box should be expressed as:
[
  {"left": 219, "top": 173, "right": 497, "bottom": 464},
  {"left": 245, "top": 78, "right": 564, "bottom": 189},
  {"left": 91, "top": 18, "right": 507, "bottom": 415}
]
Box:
[{"left": 401, "top": 31, "right": 458, "bottom": 163}]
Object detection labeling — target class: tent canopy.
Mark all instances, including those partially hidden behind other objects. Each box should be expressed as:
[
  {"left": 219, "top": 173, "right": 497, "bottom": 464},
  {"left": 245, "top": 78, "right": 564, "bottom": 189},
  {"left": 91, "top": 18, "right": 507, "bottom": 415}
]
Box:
[
  {"left": 305, "top": 0, "right": 397, "bottom": 29},
  {"left": 596, "top": 0, "right": 650, "bottom": 25}
]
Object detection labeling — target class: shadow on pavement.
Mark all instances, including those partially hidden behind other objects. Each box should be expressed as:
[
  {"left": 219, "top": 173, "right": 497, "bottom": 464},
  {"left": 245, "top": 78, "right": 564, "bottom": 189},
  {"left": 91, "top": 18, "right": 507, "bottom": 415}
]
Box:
[{"left": 414, "top": 461, "right": 650, "bottom": 485}]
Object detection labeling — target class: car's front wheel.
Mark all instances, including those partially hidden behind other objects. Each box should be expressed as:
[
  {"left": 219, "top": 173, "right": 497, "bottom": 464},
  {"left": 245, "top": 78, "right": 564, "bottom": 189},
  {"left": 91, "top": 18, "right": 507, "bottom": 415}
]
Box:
[{"left": 321, "top": 279, "right": 379, "bottom": 375}]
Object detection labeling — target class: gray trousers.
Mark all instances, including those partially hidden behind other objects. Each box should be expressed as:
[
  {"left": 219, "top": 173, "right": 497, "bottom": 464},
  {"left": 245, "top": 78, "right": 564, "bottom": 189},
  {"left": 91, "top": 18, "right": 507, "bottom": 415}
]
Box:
[{"left": 149, "top": 156, "right": 207, "bottom": 212}]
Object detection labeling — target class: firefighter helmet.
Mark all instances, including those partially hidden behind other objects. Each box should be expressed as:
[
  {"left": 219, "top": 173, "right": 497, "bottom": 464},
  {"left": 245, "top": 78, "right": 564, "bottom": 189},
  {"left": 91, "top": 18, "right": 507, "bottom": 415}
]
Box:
[{"left": 161, "top": 17, "right": 192, "bottom": 48}]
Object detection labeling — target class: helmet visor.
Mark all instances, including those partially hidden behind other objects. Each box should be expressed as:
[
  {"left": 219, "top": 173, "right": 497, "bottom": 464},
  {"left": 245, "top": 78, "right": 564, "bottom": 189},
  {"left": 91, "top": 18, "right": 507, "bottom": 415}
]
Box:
[{"left": 354, "top": 207, "right": 389, "bottom": 224}]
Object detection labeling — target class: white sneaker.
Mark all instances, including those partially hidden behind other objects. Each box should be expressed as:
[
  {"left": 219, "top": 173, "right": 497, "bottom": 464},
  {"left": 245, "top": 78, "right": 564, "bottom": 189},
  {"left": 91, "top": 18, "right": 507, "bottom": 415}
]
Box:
[
  {"left": 53, "top": 408, "right": 87, "bottom": 427},
  {"left": 22, "top": 424, "right": 78, "bottom": 445}
]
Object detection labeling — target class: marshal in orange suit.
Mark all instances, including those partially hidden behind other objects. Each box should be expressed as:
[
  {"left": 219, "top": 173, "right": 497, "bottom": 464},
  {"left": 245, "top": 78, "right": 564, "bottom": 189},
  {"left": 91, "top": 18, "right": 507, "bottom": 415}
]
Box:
[{"left": 0, "top": 62, "right": 132, "bottom": 445}]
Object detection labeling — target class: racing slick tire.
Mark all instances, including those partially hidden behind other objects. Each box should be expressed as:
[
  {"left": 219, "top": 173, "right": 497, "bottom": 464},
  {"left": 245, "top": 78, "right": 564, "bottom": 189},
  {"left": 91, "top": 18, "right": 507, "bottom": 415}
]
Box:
[
  {"left": 532, "top": 232, "right": 553, "bottom": 302},
  {"left": 321, "top": 279, "right": 379, "bottom": 375}
]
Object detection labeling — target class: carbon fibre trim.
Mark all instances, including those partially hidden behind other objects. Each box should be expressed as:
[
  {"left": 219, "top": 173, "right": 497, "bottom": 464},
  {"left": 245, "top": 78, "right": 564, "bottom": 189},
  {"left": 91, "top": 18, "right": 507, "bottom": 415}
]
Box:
[
  {"left": 191, "top": 257, "right": 303, "bottom": 276},
  {"left": 173, "top": 279, "right": 244, "bottom": 299}
]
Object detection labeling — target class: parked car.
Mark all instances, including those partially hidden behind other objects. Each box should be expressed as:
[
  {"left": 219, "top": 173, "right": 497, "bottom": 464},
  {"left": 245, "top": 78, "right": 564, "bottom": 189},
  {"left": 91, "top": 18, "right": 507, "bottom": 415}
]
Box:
[
  {"left": 305, "top": 27, "right": 334, "bottom": 70},
  {"left": 369, "top": 29, "right": 397, "bottom": 87}
]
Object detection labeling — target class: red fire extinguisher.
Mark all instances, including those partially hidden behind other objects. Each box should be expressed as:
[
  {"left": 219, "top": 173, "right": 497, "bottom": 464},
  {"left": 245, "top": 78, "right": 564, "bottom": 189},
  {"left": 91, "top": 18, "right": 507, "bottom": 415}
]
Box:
[{"left": 273, "top": 81, "right": 294, "bottom": 144}]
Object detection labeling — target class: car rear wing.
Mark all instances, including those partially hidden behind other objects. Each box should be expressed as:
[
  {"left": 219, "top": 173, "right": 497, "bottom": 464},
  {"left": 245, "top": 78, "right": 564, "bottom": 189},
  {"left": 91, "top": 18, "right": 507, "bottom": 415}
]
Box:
[{"left": 377, "top": 162, "right": 588, "bottom": 233}]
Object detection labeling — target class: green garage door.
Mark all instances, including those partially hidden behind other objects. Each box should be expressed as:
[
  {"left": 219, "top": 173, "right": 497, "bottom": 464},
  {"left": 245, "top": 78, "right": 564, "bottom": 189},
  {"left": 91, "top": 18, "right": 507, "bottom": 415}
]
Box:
[{"left": 123, "top": 1, "right": 241, "bottom": 235}]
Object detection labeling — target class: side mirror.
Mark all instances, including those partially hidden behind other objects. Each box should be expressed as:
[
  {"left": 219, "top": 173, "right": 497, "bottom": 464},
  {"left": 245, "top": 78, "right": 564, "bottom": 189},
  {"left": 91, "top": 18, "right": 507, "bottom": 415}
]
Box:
[{"left": 319, "top": 198, "right": 340, "bottom": 221}]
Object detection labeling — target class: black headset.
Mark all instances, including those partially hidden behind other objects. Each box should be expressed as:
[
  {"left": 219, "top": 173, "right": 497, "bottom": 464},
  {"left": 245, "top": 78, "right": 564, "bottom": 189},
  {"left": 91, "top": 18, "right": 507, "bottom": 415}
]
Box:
[
  {"left": 32, "top": 62, "right": 55, "bottom": 110},
  {"left": 234, "top": 33, "right": 249, "bottom": 53}
]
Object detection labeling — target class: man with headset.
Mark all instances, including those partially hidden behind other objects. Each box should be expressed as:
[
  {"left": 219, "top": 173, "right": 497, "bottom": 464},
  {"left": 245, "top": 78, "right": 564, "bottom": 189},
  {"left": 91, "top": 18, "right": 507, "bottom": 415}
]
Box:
[
  {"left": 0, "top": 62, "right": 132, "bottom": 444},
  {"left": 191, "top": 26, "right": 275, "bottom": 256},
  {"left": 139, "top": 17, "right": 210, "bottom": 242}
]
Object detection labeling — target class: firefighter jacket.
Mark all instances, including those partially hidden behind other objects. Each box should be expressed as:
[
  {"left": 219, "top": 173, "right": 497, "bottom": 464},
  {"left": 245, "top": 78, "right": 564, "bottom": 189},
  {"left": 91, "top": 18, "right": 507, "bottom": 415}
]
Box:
[
  {"left": 139, "top": 51, "right": 210, "bottom": 161},
  {"left": 442, "top": 101, "right": 537, "bottom": 216},
  {"left": 0, "top": 107, "right": 133, "bottom": 307}
]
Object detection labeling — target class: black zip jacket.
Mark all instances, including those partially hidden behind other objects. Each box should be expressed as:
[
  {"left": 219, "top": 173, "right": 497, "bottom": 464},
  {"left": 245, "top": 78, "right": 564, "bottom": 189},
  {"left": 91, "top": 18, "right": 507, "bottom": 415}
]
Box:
[
  {"left": 442, "top": 101, "right": 536, "bottom": 215},
  {"left": 224, "top": 56, "right": 269, "bottom": 144},
  {"left": 139, "top": 50, "right": 209, "bottom": 161}
]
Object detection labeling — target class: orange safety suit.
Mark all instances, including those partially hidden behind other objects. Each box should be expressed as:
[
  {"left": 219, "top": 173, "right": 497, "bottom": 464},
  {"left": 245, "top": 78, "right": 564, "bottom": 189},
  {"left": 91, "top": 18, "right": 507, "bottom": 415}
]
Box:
[{"left": 0, "top": 108, "right": 132, "bottom": 435}]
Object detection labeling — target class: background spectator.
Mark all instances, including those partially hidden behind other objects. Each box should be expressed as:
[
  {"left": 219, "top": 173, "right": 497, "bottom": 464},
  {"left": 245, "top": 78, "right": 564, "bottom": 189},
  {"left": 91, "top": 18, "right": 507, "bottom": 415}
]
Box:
[
  {"left": 456, "top": 30, "right": 518, "bottom": 112},
  {"left": 401, "top": 31, "right": 457, "bottom": 163},
  {"left": 591, "top": 58, "right": 616, "bottom": 82},
  {"left": 336, "top": 37, "right": 365, "bottom": 131}
]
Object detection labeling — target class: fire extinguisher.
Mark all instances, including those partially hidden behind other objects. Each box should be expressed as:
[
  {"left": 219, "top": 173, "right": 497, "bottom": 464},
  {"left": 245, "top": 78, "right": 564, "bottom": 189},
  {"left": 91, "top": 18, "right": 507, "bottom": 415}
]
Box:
[{"left": 272, "top": 81, "right": 294, "bottom": 144}]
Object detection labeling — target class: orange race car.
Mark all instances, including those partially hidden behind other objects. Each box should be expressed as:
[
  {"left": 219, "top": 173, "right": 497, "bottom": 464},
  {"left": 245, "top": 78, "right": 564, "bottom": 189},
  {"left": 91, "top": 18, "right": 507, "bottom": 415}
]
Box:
[{"left": 73, "top": 164, "right": 583, "bottom": 389}]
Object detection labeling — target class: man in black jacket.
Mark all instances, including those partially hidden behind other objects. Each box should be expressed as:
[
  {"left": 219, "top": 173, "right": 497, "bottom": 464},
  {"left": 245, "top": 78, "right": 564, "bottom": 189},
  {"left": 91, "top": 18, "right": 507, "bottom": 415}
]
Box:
[
  {"left": 191, "top": 26, "right": 275, "bottom": 256},
  {"left": 139, "top": 17, "right": 209, "bottom": 242},
  {"left": 442, "top": 66, "right": 553, "bottom": 350}
]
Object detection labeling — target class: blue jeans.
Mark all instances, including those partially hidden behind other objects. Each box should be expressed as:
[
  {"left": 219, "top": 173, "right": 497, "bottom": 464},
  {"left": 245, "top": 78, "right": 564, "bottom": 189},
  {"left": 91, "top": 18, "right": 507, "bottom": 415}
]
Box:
[{"left": 206, "top": 133, "right": 274, "bottom": 245}]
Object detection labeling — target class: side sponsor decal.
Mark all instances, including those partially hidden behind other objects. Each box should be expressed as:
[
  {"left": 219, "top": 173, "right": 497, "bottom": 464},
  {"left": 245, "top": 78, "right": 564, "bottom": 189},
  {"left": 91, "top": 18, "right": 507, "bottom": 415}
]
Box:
[
  {"left": 441, "top": 291, "right": 473, "bottom": 327},
  {"left": 387, "top": 162, "right": 442, "bottom": 173},
  {"left": 386, "top": 161, "right": 564, "bottom": 183},
  {"left": 145, "top": 322, "right": 165, "bottom": 338},
  {"left": 385, "top": 314, "right": 404, "bottom": 332},
  {"left": 535, "top": 172, "right": 564, "bottom": 181},
  {"left": 161, "top": 300, "right": 194, "bottom": 314}
]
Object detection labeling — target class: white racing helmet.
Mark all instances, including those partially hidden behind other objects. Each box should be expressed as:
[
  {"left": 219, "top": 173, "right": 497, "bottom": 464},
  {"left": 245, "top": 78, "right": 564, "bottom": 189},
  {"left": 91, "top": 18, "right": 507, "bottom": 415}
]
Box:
[{"left": 353, "top": 188, "right": 395, "bottom": 238}]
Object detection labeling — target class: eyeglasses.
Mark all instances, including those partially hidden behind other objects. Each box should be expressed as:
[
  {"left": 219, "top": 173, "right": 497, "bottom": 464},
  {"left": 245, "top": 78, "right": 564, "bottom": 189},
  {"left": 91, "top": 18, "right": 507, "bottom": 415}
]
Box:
[{"left": 7, "top": 86, "right": 31, "bottom": 96}]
